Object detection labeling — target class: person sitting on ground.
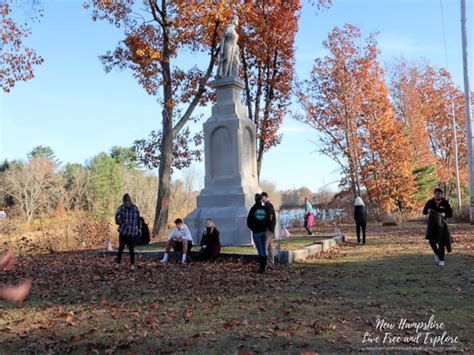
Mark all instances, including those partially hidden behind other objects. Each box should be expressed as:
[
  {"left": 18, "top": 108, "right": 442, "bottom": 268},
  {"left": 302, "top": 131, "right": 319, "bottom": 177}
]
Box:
[
  {"left": 0, "top": 250, "right": 31, "bottom": 302},
  {"left": 195, "top": 218, "right": 221, "bottom": 262},
  {"left": 423, "top": 188, "right": 453, "bottom": 267},
  {"left": 160, "top": 218, "right": 193, "bottom": 264},
  {"left": 115, "top": 193, "right": 141, "bottom": 271},
  {"left": 135, "top": 217, "right": 150, "bottom": 246}
]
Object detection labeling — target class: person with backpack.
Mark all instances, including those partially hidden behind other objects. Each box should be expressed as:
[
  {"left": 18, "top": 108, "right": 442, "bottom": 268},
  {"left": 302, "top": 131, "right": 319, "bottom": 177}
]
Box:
[
  {"left": 247, "top": 193, "right": 272, "bottom": 273},
  {"left": 135, "top": 217, "right": 150, "bottom": 246}
]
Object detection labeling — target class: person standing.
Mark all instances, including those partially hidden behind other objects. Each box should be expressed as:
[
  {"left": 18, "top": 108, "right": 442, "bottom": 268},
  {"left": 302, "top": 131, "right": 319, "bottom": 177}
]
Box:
[
  {"left": 247, "top": 193, "right": 272, "bottom": 273},
  {"left": 303, "top": 197, "right": 314, "bottom": 235},
  {"left": 261, "top": 192, "right": 276, "bottom": 269},
  {"left": 423, "top": 188, "right": 453, "bottom": 267},
  {"left": 115, "top": 193, "right": 141, "bottom": 271},
  {"left": 160, "top": 218, "right": 193, "bottom": 264},
  {"left": 195, "top": 218, "right": 221, "bottom": 262},
  {"left": 354, "top": 196, "right": 368, "bottom": 244}
]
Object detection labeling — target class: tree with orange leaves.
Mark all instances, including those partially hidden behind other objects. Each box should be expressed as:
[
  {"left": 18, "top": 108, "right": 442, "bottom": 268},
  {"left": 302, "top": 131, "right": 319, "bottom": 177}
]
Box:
[
  {"left": 389, "top": 60, "right": 467, "bottom": 201},
  {"left": 1, "top": 2, "right": 43, "bottom": 93},
  {"left": 298, "top": 24, "right": 416, "bottom": 212},
  {"left": 85, "top": 0, "right": 239, "bottom": 236},
  {"left": 239, "top": 0, "right": 331, "bottom": 178}
]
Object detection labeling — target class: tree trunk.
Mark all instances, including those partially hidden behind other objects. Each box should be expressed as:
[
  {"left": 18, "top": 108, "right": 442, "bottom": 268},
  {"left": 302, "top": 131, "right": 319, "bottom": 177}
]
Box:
[{"left": 153, "top": 118, "right": 173, "bottom": 237}]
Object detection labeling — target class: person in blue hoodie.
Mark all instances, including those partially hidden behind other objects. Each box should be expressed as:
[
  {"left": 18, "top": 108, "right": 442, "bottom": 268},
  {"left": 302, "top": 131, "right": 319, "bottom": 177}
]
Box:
[{"left": 247, "top": 193, "right": 272, "bottom": 273}]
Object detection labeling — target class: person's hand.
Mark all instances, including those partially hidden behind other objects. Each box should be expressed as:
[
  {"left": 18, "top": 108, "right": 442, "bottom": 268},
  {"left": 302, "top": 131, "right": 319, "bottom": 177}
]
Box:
[
  {"left": 0, "top": 250, "right": 14, "bottom": 270},
  {"left": 0, "top": 279, "right": 31, "bottom": 302}
]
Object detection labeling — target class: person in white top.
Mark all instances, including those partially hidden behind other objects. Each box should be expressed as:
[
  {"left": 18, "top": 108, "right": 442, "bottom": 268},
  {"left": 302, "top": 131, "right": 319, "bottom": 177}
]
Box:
[{"left": 160, "top": 218, "right": 193, "bottom": 264}]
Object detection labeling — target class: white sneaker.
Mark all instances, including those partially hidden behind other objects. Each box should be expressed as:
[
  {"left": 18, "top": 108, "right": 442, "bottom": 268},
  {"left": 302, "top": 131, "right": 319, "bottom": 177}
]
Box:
[
  {"left": 438, "top": 261, "right": 445, "bottom": 267},
  {"left": 160, "top": 259, "right": 168, "bottom": 264},
  {"left": 130, "top": 265, "right": 135, "bottom": 271},
  {"left": 434, "top": 255, "right": 440, "bottom": 264},
  {"left": 181, "top": 259, "right": 187, "bottom": 264}
]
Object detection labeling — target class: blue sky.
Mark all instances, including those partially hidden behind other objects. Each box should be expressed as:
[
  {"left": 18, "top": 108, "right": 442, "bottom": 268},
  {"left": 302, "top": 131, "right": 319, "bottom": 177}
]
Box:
[{"left": 0, "top": 0, "right": 471, "bottom": 191}]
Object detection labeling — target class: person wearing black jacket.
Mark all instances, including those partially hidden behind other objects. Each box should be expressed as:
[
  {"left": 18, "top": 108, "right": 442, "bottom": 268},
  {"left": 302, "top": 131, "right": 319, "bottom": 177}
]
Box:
[
  {"left": 195, "top": 218, "right": 221, "bottom": 261},
  {"left": 423, "top": 188, "right": 453, "bottom": 267},
  {"left": 247, "top": 193, "right": 272, "bottom": 273},
  {"left": 261, "top": 192, "right": 276, "bottom": 269},
  {"left": 354, "top": 196, "right": 368, "bottom": 244}
]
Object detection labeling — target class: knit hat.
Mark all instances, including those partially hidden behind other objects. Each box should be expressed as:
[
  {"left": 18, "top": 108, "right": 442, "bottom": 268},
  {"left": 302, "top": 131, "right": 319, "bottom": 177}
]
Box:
[{"left": 354, "top": 196, "right": 365, "bottom": 206}]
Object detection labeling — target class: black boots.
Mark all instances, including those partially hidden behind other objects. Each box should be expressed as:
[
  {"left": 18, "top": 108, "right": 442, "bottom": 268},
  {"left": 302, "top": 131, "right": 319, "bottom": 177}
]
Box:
[{"left": 258, "top": 256, "right": 267, "bottom": 273}]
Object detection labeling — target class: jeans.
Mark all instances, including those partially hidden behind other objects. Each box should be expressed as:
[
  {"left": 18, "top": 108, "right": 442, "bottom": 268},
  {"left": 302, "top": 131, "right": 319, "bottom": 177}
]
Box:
[
  {"left": 429, "top": 240, "right": 445, "bottom": 261},
  {"left": 266, "top": 231, "right": 275, "bottom": 268},
  {"left": 356, "top": 222, "right": 366, "bottom": 243},
  {"left": 117, "top": 234, "right": 135, "bottom": 265},
  {"left": 253, "top": 232, "right": 267, "bottom": 257}
]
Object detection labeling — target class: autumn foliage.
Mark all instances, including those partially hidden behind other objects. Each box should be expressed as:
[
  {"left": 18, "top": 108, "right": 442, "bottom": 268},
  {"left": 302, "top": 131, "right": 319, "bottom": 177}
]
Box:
[
  {"left": 1, "top": 2, "right": 43, "bottom": 92},
  {"left": 298, "top": 24, "right": 416, "bottom": 213},
  {"left": 389, "top": 60, "right": 468, "bottom": 200}
]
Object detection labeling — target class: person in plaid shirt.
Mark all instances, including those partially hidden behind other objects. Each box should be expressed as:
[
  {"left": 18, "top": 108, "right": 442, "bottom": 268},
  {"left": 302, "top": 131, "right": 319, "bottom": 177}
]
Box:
[{"left": 115, "top": 193, "right": 141, "bottom": 270}]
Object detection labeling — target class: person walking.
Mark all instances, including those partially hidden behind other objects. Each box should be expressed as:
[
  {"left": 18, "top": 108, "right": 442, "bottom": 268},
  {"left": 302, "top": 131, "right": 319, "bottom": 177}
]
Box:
[
  {"left": 247, "top": 193, "right": 272, "bottom": 273},
  {"left": 423, "top": 188, "right": 453, "bottom": 267},
  {"left": 261, "top": 192, "right": 276, "bottom": 269},
  {"left": 115, "top": 193, "right": 141, "bottom": 271},
  {"left": 354, "top": 196, "right": 368, "bottom": 244}
]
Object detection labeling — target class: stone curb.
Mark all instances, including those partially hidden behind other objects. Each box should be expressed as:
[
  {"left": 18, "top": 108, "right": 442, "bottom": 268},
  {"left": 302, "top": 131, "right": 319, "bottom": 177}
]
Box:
[{"left": 93, "top": 234, "right": 345, "bottom": 265}]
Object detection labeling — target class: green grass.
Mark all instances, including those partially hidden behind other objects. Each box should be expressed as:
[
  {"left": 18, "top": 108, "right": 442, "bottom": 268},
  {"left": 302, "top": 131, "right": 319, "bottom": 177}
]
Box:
[
  {"left": 0, "top": 222, "right": 472, "bottom": 353},
  {"left": 136, "top": 236, "right": 321, "bottom": 254}
]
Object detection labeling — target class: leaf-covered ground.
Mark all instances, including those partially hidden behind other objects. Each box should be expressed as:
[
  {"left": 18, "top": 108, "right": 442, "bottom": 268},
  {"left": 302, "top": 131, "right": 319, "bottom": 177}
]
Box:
[{"left": 0, "top": 223, "right": 472, "bottom": 353}]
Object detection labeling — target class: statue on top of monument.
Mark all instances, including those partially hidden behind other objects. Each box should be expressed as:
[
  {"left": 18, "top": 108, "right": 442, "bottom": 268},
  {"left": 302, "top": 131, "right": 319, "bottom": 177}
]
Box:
[{"left": 216, "top": 15, "right": 240, "bottom": 78}]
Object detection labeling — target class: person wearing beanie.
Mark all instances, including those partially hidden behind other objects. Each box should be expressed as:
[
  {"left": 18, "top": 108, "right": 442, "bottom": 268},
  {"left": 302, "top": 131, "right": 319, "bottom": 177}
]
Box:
[
  {"left": 247, "top": 193, "right": 272, "bottom": 273},
  {"left": 354, "top": 196, "right": 368, "bottom": 244}
]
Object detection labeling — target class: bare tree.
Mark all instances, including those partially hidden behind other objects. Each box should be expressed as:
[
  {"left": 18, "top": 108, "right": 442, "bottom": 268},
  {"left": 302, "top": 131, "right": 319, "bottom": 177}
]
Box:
[{"left": 0, "top": 157, "right": 55, "bottom": 223}]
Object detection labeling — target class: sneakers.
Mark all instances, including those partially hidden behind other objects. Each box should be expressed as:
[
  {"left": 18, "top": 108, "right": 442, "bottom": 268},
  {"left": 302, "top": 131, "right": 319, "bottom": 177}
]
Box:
[
  {"left": 115, "top": 263, "right": 120, "bottom": 270},
  {"left": 434, "top": 255, "right": 440, "bottom": 264},
  {"left": 437, "top": 261, "right": 445, "bottom": 267},
  {"left": 130, "top": 265, "right": 135, "bottom": 271},
  {"left": 160, "top": 259, "right": 168, "bottom": 264}
]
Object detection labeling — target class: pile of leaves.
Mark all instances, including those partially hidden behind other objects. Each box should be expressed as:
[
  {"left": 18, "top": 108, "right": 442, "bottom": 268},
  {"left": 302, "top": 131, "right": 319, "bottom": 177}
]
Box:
[{"left": 0, "top": 222, "right": 472, "bottom": 353}]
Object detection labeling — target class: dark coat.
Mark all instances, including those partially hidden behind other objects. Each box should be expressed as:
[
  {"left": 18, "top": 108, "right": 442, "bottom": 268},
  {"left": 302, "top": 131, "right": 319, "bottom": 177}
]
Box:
[
  {"left": 422, "top": 198, "right": 453, "bottom": 218},
  {"left": 354, "top": 205, "right": 368, "bottom": 224},
  {"left": 247, "top": 202, "right": 271, "bottom": 234},
  {"left": 200, "top": 227, "right": 221, "bottom": 259},
  {"left": 426, "top": 210, "right": 452, "bottom": 251}
]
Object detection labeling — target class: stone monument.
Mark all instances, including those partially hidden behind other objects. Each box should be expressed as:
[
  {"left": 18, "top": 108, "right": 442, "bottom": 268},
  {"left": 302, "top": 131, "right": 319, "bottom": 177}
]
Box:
[{"left": 184, "top": 15, "right": 261, "bottom": 246}]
